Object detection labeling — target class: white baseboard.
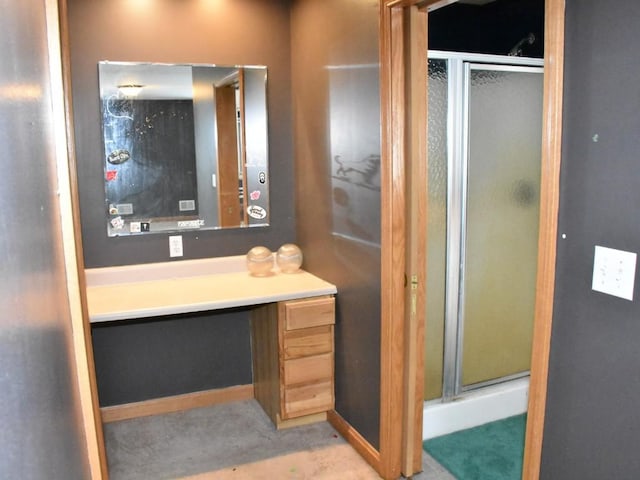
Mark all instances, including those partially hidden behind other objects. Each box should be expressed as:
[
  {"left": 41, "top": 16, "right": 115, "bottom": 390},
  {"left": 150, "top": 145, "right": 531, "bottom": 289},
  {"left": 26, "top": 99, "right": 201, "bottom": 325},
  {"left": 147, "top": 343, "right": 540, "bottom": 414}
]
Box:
[{"left": 422, "top": 377, "right": 529, "bottom": 440}]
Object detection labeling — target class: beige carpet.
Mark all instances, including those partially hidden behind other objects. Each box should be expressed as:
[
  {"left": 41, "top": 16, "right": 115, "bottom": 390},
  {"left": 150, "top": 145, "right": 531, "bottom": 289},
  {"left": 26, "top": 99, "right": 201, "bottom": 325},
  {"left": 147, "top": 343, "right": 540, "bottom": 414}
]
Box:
[
  {"left": 180, "top": 444, "right": 380, "bottom": 480},
  {"left": 104, "top": 399, "right": 381, "bottom": 479}
]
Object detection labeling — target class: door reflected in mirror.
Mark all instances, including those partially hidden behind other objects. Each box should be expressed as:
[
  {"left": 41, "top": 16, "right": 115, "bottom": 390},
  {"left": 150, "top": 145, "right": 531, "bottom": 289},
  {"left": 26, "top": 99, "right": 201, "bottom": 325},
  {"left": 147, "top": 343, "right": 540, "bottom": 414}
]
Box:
[{"left": 98, "top": 61, "right": 269, "bottom": 236}]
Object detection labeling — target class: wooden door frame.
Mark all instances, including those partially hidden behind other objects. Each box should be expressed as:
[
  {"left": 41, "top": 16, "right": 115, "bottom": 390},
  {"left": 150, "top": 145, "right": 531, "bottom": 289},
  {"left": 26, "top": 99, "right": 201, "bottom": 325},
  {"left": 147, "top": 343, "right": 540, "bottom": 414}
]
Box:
[
  {"left": 379, "top": 0, "right": 427, "bottom": 479},
  {"left": 379, "top": 2, "right": 420, "bottom": 478},
  {"left": 522, "top": 1, "right": 565, "bottom": 477},
  {"left": 379, "top": 0, "right": 565, "bottom": 478}
]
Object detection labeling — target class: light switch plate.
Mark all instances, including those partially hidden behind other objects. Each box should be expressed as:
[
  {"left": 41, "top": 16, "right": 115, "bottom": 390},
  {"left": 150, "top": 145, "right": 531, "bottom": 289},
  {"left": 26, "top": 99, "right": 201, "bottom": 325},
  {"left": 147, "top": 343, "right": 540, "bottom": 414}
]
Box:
[
  {"left": 169, "top": 235, "right": 183, "bottom": 258},
  {"left": 592, "top": 245, "right": 637, "bottom": 301}
]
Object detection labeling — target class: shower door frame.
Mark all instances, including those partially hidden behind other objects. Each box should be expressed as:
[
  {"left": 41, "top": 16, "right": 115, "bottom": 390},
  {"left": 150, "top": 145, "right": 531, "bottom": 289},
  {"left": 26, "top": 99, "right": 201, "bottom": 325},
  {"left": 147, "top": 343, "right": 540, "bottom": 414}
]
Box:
[{"left": 429, "top": 52, "right": 545, "bottom": 400}]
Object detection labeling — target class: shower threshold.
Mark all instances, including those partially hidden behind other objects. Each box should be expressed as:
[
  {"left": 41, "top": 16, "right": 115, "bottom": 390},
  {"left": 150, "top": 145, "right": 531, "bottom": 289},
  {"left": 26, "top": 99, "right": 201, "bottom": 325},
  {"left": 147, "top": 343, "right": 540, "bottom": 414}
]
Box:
[{"left": 422, "top": 376, "right": 529, "bottom": 440}]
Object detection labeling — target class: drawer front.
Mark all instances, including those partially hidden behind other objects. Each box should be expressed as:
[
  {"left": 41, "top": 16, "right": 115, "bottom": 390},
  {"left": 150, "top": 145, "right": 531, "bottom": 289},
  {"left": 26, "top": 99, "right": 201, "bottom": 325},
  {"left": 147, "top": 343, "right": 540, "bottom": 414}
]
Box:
[
  {"left": 283, "top": 325, "right": 333, "bottom": 360},
  {"left": 284, "top": 297, "right": 335, "bottom": 331},
  {"left": 283, "top": 380, "right": 333, "bottom": 419},
  {"left": 283, "top": 353, "right": 333, "bottom": 386}
]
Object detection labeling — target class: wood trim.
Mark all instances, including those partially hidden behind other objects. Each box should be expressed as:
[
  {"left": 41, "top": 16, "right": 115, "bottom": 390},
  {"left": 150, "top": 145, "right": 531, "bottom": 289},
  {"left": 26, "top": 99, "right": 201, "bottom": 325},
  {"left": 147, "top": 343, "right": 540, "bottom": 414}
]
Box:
[
  {"left": 101, "top": 385, "right": 254, "bottom": 423},
  {"left": 523, "top": 0, "right": 565, "bottom": 478},
  {"left": 402, "top": 5, "right": 428, "bottom": 476},
  {"left": 251, "top": 303, "right": 281, "bottom": 426},
  {"left": 385, "top": 0, "right": 419, "bottom": 7},
  {"left": 215, "top": 83, "right": 242, "bottom": 227},
  {"left": 327, "top": 410, "right": 381, "bottom": 472},
  {"left": 275, "top": 412, "right": 327, "bottom": 430},
  {"left": 417, "top": 0, "right": 459, "bottom": 12},
  {"left": 238, "top": 68, "right": 249, "bottom": 225},
  {"left": 53, "top": 0, "right": 108, "bottom": 478},
  {"left": 379, "top": 2, "right": 409, "bottom": 479},
  {"left": 386, "top": 0, "right": 436, "bottom": 7}
]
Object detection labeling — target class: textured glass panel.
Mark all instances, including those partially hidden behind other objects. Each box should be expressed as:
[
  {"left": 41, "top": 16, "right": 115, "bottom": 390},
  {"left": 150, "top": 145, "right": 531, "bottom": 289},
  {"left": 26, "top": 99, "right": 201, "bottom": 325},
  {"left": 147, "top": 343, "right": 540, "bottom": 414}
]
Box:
[
  {"left": 461, "top": 67, "right": 543, "bottom": 387},
  {"left": 424, "top": 59, "right": 448, "bottom": 400}
]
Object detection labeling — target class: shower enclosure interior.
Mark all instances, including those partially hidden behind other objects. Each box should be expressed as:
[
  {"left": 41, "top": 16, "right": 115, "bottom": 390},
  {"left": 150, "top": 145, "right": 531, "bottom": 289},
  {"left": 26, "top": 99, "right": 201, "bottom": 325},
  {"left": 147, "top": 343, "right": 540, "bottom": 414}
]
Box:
[{"left": 423, "top": 51, "right": 543, "bottom": 437}]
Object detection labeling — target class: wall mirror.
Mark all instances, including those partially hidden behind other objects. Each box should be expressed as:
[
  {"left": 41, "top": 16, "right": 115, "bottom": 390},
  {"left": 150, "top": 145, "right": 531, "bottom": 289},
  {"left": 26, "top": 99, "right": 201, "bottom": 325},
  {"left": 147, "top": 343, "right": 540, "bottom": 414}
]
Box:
[{"left": 99, "top": 61, "right": 269, "bottom": 236}]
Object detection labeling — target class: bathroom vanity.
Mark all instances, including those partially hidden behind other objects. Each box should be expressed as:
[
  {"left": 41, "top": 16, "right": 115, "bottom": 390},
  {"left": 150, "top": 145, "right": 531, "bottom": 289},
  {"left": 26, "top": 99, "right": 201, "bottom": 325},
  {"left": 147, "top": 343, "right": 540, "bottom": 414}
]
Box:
[{"left": 85, "top": 256, "right": 337, "bottom": 428}]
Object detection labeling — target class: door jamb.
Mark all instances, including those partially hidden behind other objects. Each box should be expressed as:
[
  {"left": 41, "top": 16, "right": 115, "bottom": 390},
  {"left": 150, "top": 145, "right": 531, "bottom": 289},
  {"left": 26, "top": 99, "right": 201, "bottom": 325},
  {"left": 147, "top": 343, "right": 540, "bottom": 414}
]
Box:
[
  {"left": 523, "top": 1, "right": 565, "bottom": 477},
  {"left": 379, "top": 3, "right": 409, "bottom": 478},
  {"left": 379, "top": 2, "right": 429, "bottom": 478}
]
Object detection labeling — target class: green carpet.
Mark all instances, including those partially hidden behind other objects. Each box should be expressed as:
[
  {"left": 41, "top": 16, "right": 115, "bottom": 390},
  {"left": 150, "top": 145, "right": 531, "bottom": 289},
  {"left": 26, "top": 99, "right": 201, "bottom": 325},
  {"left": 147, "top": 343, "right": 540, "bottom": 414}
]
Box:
[{"left": 423, "top": 414, "right": 526, "bottom": 480}]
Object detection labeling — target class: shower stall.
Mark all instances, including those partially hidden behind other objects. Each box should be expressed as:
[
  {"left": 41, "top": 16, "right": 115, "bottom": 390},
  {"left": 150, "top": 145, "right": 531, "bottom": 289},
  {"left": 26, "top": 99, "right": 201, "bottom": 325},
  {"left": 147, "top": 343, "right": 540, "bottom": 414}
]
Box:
[{"left": 423, "top": 51, "right": 543, "bottom": 438}]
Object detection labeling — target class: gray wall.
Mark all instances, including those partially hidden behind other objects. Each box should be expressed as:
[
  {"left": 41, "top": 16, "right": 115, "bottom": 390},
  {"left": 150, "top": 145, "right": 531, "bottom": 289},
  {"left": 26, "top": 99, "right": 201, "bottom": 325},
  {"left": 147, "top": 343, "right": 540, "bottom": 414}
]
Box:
[
  {"left": 0, "top": 1, "right": 89, "bottom": 477},
  {"left": 67, "top": 0, "right": 293, "bottom": 406},
  {"left": 91, "top": 311, "right": 252, "bottom": 406},
  {"left": 291, "top": 0, "right": 382, "bottom": 450},
  {"left": 541, "top": 1, "right": 640, "bottom": 477}
]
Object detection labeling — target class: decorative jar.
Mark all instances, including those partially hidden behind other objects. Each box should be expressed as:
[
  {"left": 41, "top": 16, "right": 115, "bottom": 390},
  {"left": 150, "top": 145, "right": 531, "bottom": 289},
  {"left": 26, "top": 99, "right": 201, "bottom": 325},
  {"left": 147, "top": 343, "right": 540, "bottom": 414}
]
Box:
[
  {"left": 246, "top": 246, "right": 274, "bottom": 276},
  {"left": 276, "top": 243, "right": 303, "bottom": 273}
]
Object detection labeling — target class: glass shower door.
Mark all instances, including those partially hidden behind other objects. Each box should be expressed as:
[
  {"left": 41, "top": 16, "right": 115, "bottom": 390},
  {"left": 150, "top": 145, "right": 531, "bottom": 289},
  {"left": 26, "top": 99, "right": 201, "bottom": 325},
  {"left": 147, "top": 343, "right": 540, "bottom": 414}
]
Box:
[
  {"left": 458, "top": 64, "right": 543, "bottom": 390},
  {"left": 424, "top": 54, "right": 543, "bottom": 401},
  {"left": 424, "top": 58, "right": 448, "bottom": 400}
]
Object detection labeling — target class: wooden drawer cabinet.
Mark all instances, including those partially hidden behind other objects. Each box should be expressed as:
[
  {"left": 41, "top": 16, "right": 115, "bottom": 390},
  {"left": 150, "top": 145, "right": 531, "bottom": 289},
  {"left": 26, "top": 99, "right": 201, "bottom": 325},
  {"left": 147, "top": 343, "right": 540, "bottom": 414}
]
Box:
[
  {"left": 283, "top": 297, "right": 335, "bottom": 330},
  {"left": 251, "top": 295, "right": 335, "bottom": 429},
  {"left": 284, "top": 381, "right": 333, "bottom": 418},
  {"left": 283, "top": 352, "right": 333, "bottom": 387},
  {"left": 283, "top": 325, "right": 332, "bottom": 359}
]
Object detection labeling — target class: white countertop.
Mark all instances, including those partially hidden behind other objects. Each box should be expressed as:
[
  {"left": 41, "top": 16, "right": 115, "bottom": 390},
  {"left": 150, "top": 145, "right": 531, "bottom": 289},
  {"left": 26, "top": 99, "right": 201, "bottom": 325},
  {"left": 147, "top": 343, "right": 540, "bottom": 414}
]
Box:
[{"left": 85, "top": 256, "right": 337, "bottom": 323}]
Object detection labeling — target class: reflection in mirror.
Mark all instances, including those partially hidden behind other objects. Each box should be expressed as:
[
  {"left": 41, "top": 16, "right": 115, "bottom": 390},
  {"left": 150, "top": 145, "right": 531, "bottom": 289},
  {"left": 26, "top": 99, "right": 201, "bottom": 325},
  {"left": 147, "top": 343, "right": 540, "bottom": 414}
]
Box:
[{"left": 99, "top": 62, "right": 269, "bottom": 236}]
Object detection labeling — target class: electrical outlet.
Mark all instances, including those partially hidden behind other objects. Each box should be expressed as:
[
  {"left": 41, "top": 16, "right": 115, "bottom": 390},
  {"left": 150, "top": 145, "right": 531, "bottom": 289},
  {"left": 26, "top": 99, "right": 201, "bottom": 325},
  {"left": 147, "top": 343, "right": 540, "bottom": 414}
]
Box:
[
  {"left": 169, "top": 235, "right": 183, "bottom": 258},
  {"left": 592, "top": 245, "right": 637, "bottom": 301}
]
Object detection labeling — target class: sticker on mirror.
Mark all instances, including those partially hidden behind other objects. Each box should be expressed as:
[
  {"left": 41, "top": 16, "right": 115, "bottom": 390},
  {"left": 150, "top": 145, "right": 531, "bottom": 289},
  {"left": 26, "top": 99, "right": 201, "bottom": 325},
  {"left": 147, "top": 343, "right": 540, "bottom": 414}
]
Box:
[
  {"left": 110, "top": 216, "right": 125, "bottom": 230},
  {"left": 178, "top": 219, "right": 205, "bottom": 228},
  {"left": 107, "top": 149, "right": 131, "bottom": 165},
  {"left": 250, "top": 190, "right": 261, "bottom": 201},
  {"left": 247, "top": 205, "right": 267, "bottom": 220}
]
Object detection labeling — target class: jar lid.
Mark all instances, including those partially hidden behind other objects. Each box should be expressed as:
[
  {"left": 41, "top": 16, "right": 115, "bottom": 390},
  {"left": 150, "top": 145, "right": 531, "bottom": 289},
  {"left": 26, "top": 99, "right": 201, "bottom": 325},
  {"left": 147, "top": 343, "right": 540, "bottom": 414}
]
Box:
[{"left": 247, "top": 246, "right": 272, "bottom": 260}]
